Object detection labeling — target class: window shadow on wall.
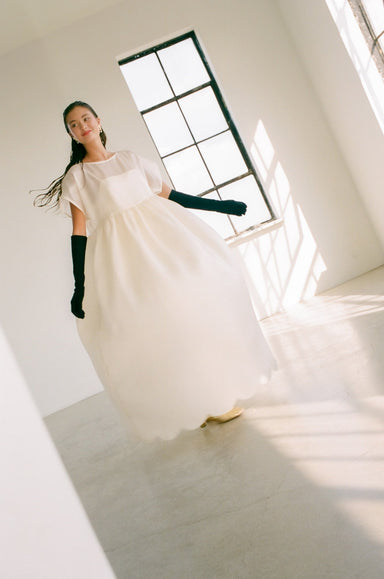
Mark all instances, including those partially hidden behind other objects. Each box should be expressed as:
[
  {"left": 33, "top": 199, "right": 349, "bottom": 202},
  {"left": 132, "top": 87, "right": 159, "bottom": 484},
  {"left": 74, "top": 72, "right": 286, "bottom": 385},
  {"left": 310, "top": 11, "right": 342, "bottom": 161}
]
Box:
[{"left": 234, "top": 120, "right": 326, "bottom": 319}]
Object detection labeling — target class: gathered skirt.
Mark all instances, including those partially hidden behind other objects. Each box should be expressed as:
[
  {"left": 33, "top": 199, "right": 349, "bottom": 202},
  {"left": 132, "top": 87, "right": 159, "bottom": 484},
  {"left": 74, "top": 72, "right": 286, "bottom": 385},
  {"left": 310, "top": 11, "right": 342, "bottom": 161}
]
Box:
[{"left": 77, "top": 195, "right": 276, "bottom": 440}]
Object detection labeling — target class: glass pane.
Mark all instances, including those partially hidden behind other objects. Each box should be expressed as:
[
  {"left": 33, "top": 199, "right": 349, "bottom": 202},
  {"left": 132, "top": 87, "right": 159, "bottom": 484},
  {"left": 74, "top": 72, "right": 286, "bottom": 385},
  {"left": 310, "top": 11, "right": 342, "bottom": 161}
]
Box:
[
  {"left": 219, "top": 176, "right": 272, "bottom": 232},
  {"left": 163, "top": 146, "right": 214, "bottom": 194},
  {"left": 198, "top": 131, "right": 248, "bottom": 184},
  {"left": 158, "top": 38, "right": 210, "bottom": 95},
  {"left": 361, "top": 0, "right": 384, "bottom": 51},
  {"left": 179, "top": 87, "right": 228, "bottom": 141},
  {"left": 361, "top": 0, "right": 384, "bottom": 38},
  {"left": 120, "top": 54, "right": 173, "bottom": 110},
  {"left": 143, "top": 103, "right": 193, "bottom": 156}
]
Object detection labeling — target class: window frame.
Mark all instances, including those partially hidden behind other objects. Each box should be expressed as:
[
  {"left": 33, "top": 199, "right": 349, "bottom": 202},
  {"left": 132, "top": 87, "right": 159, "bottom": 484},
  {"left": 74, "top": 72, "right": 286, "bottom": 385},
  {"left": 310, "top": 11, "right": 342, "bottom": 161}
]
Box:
[
  {"left": 118, "top": 31, "right": 275, "bottom": 240},
  {"left": 347, "top": 0, "right": 384, "bottom": 77}
]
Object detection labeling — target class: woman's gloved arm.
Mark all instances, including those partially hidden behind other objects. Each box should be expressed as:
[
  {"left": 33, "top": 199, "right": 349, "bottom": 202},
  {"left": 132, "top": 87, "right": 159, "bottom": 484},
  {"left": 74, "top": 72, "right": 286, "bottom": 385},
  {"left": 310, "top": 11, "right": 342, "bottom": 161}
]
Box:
[
  {"left": 70, "top": 235, "right": 87, "bottom": 319},
  {"left": 168, "top": 189, "right": 247, "bottom": 216}
]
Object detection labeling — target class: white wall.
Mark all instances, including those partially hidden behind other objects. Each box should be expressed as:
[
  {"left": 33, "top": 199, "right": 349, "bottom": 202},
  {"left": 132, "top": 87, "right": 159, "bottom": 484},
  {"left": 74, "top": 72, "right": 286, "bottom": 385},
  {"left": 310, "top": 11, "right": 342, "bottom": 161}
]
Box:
[
  {"left": 0, "top": 0, "right": 383, "bottom": 416},
  {"left": 0, "top": 326, "right": 115, "bottom": 578},
  {"left": 277, "top": 0, "right": 384, "bottom": 252}
]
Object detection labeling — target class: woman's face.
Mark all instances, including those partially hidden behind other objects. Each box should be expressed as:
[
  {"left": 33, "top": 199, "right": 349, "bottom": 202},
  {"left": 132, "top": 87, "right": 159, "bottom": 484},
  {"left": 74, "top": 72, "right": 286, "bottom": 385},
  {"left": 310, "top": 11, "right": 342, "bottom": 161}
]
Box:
[{"left": 66, "top": 106, "right": 101, "bottom": 145}]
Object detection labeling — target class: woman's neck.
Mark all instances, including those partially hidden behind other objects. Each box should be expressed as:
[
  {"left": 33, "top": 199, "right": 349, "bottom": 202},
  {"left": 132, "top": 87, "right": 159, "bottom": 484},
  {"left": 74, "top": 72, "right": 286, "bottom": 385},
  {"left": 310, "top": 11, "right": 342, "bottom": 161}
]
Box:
[{"left": 83, "top": 143, "right": 114, "bottom": 163}]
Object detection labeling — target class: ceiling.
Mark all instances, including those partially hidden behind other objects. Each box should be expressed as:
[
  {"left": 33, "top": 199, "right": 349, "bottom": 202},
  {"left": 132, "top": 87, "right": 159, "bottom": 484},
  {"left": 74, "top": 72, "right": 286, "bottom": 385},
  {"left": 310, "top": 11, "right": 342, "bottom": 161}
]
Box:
[{"left": 0, "top": 0, "right": 124, "bottom": 57}]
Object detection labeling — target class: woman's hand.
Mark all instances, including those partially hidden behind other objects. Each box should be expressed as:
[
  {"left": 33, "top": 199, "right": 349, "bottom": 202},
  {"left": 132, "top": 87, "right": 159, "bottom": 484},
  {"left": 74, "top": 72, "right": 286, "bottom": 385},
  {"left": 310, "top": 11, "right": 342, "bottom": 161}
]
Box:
[
  {"left": 216, "top": 200, "right": 247, "bottom": 216},
  {"left": 71, "top": 287, "right": 85, "bottom": 319}
]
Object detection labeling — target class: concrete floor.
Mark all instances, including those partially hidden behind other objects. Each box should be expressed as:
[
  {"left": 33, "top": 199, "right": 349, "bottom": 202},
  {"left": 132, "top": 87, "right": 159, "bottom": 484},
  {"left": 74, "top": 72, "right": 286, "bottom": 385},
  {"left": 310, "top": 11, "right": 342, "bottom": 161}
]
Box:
[{"left": 45, "top": 266, "right": 384, "bottom": 578}]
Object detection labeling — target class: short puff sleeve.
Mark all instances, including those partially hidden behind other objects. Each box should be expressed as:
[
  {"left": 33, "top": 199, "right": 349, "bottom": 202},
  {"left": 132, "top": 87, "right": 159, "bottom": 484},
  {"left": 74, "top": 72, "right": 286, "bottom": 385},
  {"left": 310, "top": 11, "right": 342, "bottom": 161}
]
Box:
[
  {"left": 59, "top": 167, "right": 86, "bottom": 217},
  {"left": 134, "top": 154, "right": 163, "bottom": 195}
]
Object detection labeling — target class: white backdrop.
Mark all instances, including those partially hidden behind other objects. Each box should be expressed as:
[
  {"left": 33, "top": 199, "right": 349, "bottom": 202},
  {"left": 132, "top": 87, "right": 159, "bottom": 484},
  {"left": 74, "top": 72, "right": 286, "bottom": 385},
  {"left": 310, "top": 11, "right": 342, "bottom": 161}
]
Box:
[
  {"left": 0, "top": 0, "right": 382, "bottom": 416},
  {"left": 0, "top": 326, "right": 115, "bottom": 578}
]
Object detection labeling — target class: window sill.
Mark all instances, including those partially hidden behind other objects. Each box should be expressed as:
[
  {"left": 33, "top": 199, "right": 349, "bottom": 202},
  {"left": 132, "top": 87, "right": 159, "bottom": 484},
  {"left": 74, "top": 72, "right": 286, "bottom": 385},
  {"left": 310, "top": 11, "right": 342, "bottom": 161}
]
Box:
[{"left": 227, "top": 218, "right": 284, "bottom": 248}]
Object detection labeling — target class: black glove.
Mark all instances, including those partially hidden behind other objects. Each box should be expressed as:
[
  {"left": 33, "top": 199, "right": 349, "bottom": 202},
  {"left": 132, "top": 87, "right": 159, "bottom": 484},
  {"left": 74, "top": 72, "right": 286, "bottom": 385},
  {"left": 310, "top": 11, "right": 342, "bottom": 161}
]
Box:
[
  {"left": 168, "top": 189, "right": 247, "bottom": 216},
  {"left": 70, "top": 235, "right": 87, "bottom": 319}
]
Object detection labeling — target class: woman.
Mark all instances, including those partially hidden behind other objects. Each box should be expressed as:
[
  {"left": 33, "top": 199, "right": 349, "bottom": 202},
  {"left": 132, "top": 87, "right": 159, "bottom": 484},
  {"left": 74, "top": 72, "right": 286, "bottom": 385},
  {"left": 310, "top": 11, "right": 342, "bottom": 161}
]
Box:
[{"left": 35, "top": 101, "right": 276, "bottom": 440}]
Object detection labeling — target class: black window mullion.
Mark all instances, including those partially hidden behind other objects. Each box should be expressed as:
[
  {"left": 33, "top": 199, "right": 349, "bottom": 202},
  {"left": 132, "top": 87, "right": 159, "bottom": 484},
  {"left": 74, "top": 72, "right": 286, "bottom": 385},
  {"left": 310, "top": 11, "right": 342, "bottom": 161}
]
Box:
[
  {"left": 119, "top": 30, "right": 275, "bottom": 239},
  {"left": 154, "top": 52, "right": 176, "bottom": 100},
  {"left": 143, "top": 47, "right": 219, "bottom": 192},
  {"left": 160, "top": 130, "right": 234, "bottom": 160},
  {"left": 173, "top": 99, "right": 219, "bottom": 193},
  {"left": 215, "top": 171, "right": 255, "bottom": 191},
  {"left": 141, "top": 82, "right": 212, "bottom": 115},
  {"left": 118, "top": 31, "right": 204, "bottom": 67},
  {"left": 191, "top": 33, "right": 275, "bottom": 220}
]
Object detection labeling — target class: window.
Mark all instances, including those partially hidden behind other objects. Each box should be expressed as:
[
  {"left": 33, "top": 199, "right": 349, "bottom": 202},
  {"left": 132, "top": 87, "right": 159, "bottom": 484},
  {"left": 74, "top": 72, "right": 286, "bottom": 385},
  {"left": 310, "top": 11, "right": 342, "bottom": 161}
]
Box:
[
  {"left": 348, "top": 0, "right": 384, "bottom": 77},
  {"left": 119, "top": 31, "right": 274, "bottom": 240}
]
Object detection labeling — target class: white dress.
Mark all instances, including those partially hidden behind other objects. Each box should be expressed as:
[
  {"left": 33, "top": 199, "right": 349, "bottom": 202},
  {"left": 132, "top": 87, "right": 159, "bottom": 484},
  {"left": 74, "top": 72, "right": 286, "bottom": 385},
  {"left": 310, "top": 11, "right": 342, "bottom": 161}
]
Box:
[{"left": 61, "top": 150, "right": 276, "bottom": 440}]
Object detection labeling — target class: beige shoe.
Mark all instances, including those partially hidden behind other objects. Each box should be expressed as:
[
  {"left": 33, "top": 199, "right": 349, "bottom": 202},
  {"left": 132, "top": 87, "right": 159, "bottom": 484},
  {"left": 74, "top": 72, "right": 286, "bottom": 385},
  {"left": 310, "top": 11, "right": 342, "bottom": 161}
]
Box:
[{"left": 200, "top": 407, "right": 244, "bottom": 428}]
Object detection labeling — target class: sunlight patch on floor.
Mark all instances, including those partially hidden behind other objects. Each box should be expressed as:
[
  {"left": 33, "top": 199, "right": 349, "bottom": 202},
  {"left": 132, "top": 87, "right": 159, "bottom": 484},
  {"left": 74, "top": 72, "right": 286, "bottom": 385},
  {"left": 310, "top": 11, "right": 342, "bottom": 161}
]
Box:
[{"left": 248, "top": 397, "right": 384, "bottom": 547}]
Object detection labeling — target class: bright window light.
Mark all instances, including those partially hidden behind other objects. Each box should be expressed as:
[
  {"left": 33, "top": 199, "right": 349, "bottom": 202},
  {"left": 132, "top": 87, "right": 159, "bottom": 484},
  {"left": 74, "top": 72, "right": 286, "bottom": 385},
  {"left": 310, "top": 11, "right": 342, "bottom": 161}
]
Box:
[{"left": 119, "top": 31, "right": 275, "bottom": 240}]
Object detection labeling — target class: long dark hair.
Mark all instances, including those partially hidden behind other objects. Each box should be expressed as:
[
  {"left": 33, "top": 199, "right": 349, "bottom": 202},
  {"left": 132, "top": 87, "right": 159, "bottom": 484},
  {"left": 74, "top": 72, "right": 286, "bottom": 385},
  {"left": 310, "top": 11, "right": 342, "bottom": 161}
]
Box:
[{"left": 33, "top": 101, "right": 107, "bottom": 209}]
